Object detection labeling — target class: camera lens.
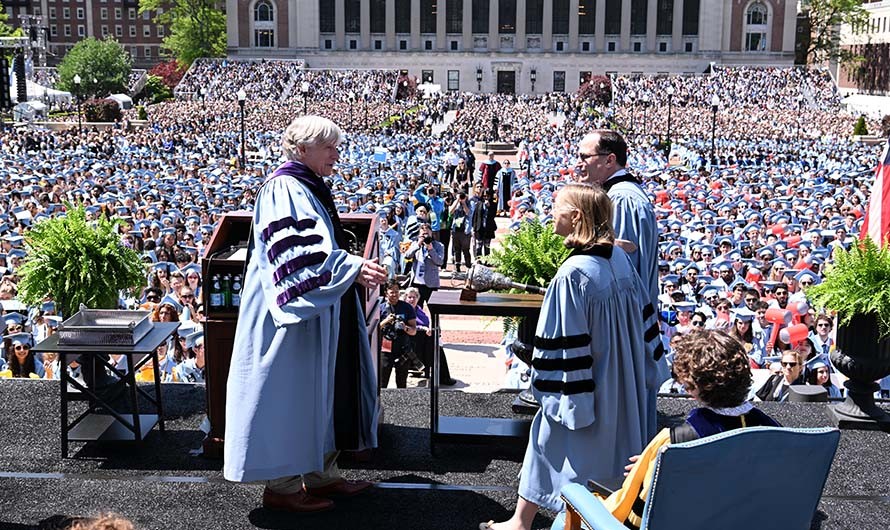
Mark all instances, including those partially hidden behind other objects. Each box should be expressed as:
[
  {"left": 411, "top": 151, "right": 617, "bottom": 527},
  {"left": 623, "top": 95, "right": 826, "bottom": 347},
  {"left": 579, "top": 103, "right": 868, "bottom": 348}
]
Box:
[{"left": 423, "top": 236, "right": 433, "bottom": 244}]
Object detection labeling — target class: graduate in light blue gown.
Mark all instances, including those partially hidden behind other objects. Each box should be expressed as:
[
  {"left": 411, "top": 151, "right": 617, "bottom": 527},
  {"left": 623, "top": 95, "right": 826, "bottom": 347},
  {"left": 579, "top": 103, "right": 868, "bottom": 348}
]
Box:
[
  {"left": 482, "top": 184, "right": 659, "bottom": 530},
  {"left": 576, "top": 130, "right": 669, "bottom": 441},
  {"left": 223, "top": 116, "right": 387, "bottom": 513}
]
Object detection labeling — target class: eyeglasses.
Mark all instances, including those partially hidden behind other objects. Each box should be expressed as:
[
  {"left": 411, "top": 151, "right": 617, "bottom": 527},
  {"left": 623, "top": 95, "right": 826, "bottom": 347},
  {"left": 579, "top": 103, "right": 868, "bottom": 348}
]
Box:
[
  {"left": 691, "top": 321, "right": 705, "bottom": 327},
  {"left": 800, "top": 281, "right": 813, "bottom": 286},
  {"left": 14, "top": 345, "right": 30, "bottom": 351},
  {"left": 578, "top": 152, "right": 609, "bottom": 160},
  {"left": 181, "top": 294, "right": 194, "bottom": 300},
  {"left": 817, "top": 323, "right": 831, "bottom": 328},
  {"left": 781, "top": 362, "right": 799, "bottom": 368},
  {"left": 146, "top": 296, "right": 160, "bottom": 302},
  {"left": 745, "top": 298, "right": 758, "bottom": 303}
]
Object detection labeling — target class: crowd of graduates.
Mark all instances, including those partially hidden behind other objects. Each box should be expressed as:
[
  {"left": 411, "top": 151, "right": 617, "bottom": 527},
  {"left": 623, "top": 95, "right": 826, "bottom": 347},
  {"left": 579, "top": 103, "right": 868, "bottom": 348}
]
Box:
[{"left": 1, "top": 60, "right": 886, "bottom": 400}]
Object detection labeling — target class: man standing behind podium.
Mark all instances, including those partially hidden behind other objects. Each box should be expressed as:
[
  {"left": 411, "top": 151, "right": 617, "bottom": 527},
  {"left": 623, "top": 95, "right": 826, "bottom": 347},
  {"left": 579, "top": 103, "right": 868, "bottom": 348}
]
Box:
[
  {"left": 575, "top": 130, "right": 668, "bottom": 440},
  {"left": 223, "top": 116, "right": 387, "bottom": 513}
]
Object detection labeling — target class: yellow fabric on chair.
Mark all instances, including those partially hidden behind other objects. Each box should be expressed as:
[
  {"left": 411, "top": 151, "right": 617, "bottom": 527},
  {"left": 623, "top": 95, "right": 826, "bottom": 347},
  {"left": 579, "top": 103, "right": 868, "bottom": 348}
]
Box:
[
  {"left": 0, "top": 369, "right": 12, "bottom": 379},
  {"left": 600, "top": 428, "right": 672, "bottom": 529}
]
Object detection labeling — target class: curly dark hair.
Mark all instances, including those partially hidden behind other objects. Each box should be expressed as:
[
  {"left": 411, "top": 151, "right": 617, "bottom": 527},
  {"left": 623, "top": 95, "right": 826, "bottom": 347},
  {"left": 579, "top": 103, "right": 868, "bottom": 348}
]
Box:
[{"left": 671, "top": 330, "right": 752, "bottom": 409}]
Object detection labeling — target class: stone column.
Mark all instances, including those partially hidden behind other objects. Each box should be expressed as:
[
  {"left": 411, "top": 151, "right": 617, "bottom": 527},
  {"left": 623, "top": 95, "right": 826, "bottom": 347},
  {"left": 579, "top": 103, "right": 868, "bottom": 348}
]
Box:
[
  {"left": 411, "top": 0, "right": 421, "bottom": 49},
  {"left": 569, "top": 0, "right": 580, "bottom": 51},
  {"left": 361, "top": 0, "right": 370, "bottom": 49},
  {"left": 293, "top": 0, "right": 320, "bottom": 48},
  {"left": 335, "top": 0, "right": 345, "bottom": 49},
  {"left": 437, "top": 0, "right": 447, "bottom": 50},
  {"left": 386, "top": 0, "right": 396, "bottom": 49},
  {"left": 463, "top": 0, "right": 473, "bottom": 49},
  {"left": 595, "top": 0, "right": 606, "bottom": 50},
  {"left": 489, "top": 0, "right": 499, "bottom": 51},
  {"left": 672, "top": 0, "right": 684, "bottom": 51},
  {"left": 543, "top": 0, "right": 553, "bottom": 51},
  {"left": 227, "top": 0, "right": 239, "bottom": 48},
  {"left": 516, "top": 0, "right": 527, "bottom": 51},
  {"left": 647, "top": 0, "right": 657, "bottom": 51},
  {"left": 620, "top": 0, "right": 631, "bottom": 51}
]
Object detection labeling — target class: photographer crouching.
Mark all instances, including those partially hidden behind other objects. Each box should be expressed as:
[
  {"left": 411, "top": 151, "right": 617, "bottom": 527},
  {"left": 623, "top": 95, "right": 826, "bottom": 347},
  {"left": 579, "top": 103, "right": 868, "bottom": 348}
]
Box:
[{"left": 379, "top": 280, "right": 423, "bottom": 388}]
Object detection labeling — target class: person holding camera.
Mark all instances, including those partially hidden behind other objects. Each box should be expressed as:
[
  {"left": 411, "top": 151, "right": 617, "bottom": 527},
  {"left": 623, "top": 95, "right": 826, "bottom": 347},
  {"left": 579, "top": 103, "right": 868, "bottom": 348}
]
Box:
[
  {"left": 379, "top": 280, "right": 420, "bottom": 389},
  {"left": 405, "top": 222, "right": 444, "bottom": 307},
  {"left": 450, "top": 190, "right": 473, "bottom": 273}
]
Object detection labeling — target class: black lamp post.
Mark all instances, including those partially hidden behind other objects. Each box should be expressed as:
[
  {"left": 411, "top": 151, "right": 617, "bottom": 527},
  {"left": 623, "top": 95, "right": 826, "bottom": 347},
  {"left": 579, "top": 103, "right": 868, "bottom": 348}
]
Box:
[
  {"left": 200, "top": 87, "right": 206, "bottom": 111},
  {"left": 710, "top": 94, "right": 720, "bottom": 164},
  {"left": 797, "top": 96, "right": 804, "bottom": 141},
  {"left": 301, "top": 81, "right": 310, "bottom": 115},
  {"left": 530, "top": 68, "right": 536, "bottom": 93},
  {"left": 665, "top": 85, "right": 674, "bottom": 145},
  {"left": 363, "top": 87, "right": 370, "bottom": 129},
  {"left": 476, "top": 67, "right": 483, "bottom": 92},
  {"left": 237, "top": 88, "right": 246, "bottom": 169},
  {"left": 642, "top": 93, "right": 650, "bottom": 136},
  {"left": 73, "top": 74, "right": 82, "bottom": 135},
  {"left": 491, "top": 116, "right": 499, "bottom": 142},
  {"left": 348, "top": 91, "right": 356, "bottom": 130},
  {"left": 629, "top": 91, "right": 636, "bottom": 135}
]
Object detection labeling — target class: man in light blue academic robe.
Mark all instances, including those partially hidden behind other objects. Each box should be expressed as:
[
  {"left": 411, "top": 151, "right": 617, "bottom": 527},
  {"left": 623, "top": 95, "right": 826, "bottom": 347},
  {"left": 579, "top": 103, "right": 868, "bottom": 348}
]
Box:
[
  {"left": 576, "top": 130, "right": 669, "bottom": 440},
  {"left": 223, "top": 116, "right": 387, "bottom": 513}
]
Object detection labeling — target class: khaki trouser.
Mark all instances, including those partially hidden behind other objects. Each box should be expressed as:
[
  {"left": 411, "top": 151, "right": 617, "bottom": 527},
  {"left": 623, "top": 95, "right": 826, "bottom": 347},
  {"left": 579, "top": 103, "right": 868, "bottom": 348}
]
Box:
[{"left": 265, "top": 451, "right": 341, "bottom": 494}]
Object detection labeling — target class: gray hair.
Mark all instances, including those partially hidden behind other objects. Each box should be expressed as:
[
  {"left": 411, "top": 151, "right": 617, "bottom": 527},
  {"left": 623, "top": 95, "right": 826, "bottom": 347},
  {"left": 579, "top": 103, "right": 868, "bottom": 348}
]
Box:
[{"left": 281, "top": 115, "right": 343, "bottom": 161}]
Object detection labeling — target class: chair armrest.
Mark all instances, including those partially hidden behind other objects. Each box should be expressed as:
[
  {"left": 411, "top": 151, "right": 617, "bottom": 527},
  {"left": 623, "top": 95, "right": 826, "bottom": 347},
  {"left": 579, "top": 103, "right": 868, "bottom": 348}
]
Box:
[{"left": 560, "top": 483, "right": 626, "bottom": 530}]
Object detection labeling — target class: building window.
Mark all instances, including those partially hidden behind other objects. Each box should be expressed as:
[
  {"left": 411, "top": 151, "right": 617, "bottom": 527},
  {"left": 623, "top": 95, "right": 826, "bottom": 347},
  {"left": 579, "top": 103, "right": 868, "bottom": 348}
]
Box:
[
  {"left": 400, "top": 39, "right": 408, "bottom": 50},
  {"left": 472, "top": 0, "right": 489, "bottom": 33},
  {"left": 78, "top": 25, "right": 85, "bottom": 37},
  {"left": 255, "top": 0, "right": 273, "bottom": 22},
  {"left": 349, "top": 39, "right": 357, "bottom": 49},
  {"left": 100, "top": 25, "right": 108, "bottom": 37},
  {"left": 144, "top": 26, "right": 151, "bottom": 37},
  {"left": 556, "top": 41, "right": 564, "bottom": 51},
  {"left": 605, "top": 0, "right": 621, "bottom": 34},
  {"left": 499, "top": 0, "right": 516, "bottom": 34},
  {"left": 744, "top": 2, "right": 769, "bottom": 51},
  {"left": 425, "top": 40, "right": 433, "bottom": 50},
  {"left": 50, "top": 25, "right": 58, "bottom": 37},
  {"left": 64, "top": 25, "right": 71, "bottom": 37},
  {"left": 685, "top": 41, "right": 693, "bottom": 52},
  {"left": 319, "top": 0, "right": 335, "bottom": 32},
  {"left": 421, "top": 0, "right": 437, "bottom": 34},
  {"left": 682, "top": 0, "right": 699, "bottom": 35},
  {"left": 659, "top": 41, "right": 667, "bottom": 52},
  {"left": 446, "top": 0, "right": 462, "bottom": 33},
  {"left": 63, "top": 7, "right": 70, "bottom": 19},
  {"left": 101, "top": 7, "right": 108, "bottom": 19},
  {"left": 447, "top": 69, "right": 459, "bottom": 91},
  {"left": 129, "top": 25, "right": 136, "bottom": 37},
  {"left": 657, "top": 0, "right": 673, "bottom": 36},
  {"left": 526, "top": 0, "right": 543, "bottom": 34},
  {"left": 115, "top": 25, "right": 122, "bottom": 37},
  {"left": 115, "top": 7, "right": 122, "bottom": 19},
  {"left": 633, "top": 41, "right": 641, "bottom": 52},
  {"left": 450, "top": 40, "right": 458, "bottom": 50},
  {"left": 553, "top": 71, "right": 566, "bottom": 92},
  {"left": 345, "top": 0, "right": 361, "bottom": 33},
  {"left": 422, "top": 70, "right": 433, "bottom": 83},
  {"left": 553, "top": 0, "right": 569, "bottom": 34},
  {"left": 580, "top": 71, "right": 591, "bottom": 84},
  {"left": 130, "top": 46, "right": 138, "bottom": 57},
  {"left": 252, "top": 29, "right": 272, "bottom": 47},
  {"left": 145, "top": 46, "right": 152, "bottom": 58},
  {"left": 76, "top": 8, "right": 84, "bottom": 19},
  {"left": 374, "top": 39, "right": 382, "bottom": 50},
  {"left": 324, "top": 39, "right": 332, "bottom": 49},
  {"left": 607, "top": 41, "right": 616, "bottom": 51},
  {"left": 157, "top": 25, "right": 164, "bottom": 37},
  {"left": 579, "top": 0, "right": 595, "bottom": 35},
  {"left": 129, "top": 8, "right": 136, "bottom": 20},
  {"left": 631, "top": 0, "right": 646, "bottom": 35},
  {"left": 395, "top": 0, "right": 411, "bottom": 33},
  {"left": 582, "top": 41, "right": 590, "bottom": 51},
  {"left": 49, "top": 6, "right": 56, "bottom": 19},
  {"left": 370, "top": 0, "right": 385, "bottom": 33}
]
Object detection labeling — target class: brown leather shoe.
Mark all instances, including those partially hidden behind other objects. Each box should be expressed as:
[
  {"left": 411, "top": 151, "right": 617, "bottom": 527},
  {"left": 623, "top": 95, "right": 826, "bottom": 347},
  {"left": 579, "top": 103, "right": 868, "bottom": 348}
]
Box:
[
  {"left": 305, "top": 479, "right": 373, "bottom": 498},
  {"left": 262, "top": 487, "right": 334, "bottom": 513}
]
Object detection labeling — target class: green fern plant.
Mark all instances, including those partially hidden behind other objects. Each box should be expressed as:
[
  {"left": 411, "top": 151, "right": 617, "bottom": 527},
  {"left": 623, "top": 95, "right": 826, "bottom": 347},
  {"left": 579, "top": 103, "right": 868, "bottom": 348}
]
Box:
[
  {"left": 806, "top": 238, "right": 890, "bottom": 339},
  {"left": 18, "top": 205, "right": 147, "bottom": 317}
]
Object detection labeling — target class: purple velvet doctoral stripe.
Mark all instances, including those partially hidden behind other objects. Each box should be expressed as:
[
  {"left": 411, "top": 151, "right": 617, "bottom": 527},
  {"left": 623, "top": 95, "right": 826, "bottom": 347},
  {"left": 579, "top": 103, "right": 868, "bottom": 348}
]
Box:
[
  {"left": 260, "top": 218, "right": 317, "bottom": 243},
  {"left": 267, "top": 234, "right": 324, "bottom": 262},
  {"left": 273, "top": 251, "right": 328, "bottom": 284},
  {"left": 276, "top": 270, "right": 333, "bottom": 307}
]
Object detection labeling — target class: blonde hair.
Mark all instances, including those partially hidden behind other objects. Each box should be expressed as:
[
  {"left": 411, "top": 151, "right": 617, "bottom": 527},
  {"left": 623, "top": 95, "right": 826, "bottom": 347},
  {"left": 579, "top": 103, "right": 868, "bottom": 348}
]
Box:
[
  {"left": 558, "top": 183, "right": 615, "bottom": 249},
  {"left": 281, "top": 115, "right": 343, "bottom": 161}
]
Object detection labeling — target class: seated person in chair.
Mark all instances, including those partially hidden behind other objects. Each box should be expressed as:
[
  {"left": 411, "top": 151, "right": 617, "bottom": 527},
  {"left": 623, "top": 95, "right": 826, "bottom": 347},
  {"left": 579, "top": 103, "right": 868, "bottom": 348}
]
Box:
[{"left": 601, "top": 330, "right": 780, "bottom": 530}]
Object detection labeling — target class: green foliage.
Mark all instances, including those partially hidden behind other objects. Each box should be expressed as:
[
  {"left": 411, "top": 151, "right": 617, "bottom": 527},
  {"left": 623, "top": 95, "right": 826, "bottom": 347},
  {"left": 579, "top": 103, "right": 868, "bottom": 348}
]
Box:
[
  {"left": 83, "top": 98, "right": 123, "bottom": 122},
  {"left": 806, "top": 238, "right": 890, "bottom": 339},
  {"left": 57, "top": 37, "right": 132, "bottom": 99},
  {"left": 853, "top": 115, "right": 869, "bottom": 136},
  {"left": 483, "top": 219, "right": 572, "bottom": 289},
  {"left": 136, "top": 105, "right": 148, "bottom": 120},
  {"left": 801, "top": 0, "right": 869, "bottom": 65},
  {"left": 882, "top": 115, "right": 890, "bottom": 138},
  {"left": 139, "top": 0, "right": 226, "bottom": 67},
  {"left": 142, "top": 74, "right": 173, "bottom": 104},
  {"left": 17, "top": 206, "right": 146, "bottom": 318}
]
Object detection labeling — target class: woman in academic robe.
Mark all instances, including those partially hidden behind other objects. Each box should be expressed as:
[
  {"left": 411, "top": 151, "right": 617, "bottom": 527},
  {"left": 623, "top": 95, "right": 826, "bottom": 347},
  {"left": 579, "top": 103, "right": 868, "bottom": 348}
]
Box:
[{"left": 481, "top": 183, "right": 661, "bottom": 530}]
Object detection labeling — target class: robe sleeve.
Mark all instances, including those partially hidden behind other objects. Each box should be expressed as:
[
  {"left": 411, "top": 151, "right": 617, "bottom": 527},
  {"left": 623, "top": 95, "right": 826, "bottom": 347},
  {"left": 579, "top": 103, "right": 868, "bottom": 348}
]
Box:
[
  {"left": 531, "top": 268, "right": 596, "bottom": 430},
  {"left": 253, "top": 176, "right": 363, "bottom": 327}
]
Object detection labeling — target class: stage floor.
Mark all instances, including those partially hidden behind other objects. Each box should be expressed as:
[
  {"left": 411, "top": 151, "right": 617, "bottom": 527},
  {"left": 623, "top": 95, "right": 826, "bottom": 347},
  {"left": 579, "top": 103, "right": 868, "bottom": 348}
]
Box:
[{"left": 0, "top": 380, "right": 888, "bottom": 529}]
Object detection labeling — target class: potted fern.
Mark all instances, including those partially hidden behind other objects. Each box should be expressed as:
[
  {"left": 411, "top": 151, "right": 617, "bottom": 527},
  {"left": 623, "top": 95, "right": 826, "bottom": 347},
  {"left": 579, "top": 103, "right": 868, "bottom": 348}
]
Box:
[
  {"left": 18, "top": 205, "right": 146, "bottom": 318},
  {"left": 805, "top": 238, "right": 890, "bottom": 427}
]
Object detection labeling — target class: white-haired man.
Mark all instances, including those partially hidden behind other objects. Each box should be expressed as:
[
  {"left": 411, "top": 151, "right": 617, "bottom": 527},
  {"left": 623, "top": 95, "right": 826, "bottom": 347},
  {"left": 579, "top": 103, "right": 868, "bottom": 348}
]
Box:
[{"left": 223, "top": 115, "right": 387, "bottom": 513}]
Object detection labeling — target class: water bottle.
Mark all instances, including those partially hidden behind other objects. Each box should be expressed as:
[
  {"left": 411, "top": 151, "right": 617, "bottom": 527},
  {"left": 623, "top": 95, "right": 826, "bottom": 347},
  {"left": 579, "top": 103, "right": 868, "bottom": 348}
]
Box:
[
  {"left": 231, "top": 275, "right": 242, "bottom": 308},
  {"left": 209, "top": 274, "right": 224, "bottom": 310},
  {"left": 222, "top": 274, "right": 232, "bottom": 309}
]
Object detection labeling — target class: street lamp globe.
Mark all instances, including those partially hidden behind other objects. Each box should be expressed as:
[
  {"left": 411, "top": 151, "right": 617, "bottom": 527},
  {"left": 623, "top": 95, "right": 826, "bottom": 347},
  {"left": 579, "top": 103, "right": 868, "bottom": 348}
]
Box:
[
  {"left": 237, "top": 89, "right": 247, "bottom": 103},
  {"left": 711, "top": 94, "right": 721, "bottom": 108}
]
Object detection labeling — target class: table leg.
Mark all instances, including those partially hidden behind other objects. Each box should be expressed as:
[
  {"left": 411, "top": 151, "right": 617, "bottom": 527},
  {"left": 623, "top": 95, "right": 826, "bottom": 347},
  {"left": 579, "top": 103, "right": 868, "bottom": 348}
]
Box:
[
  {"left": 60, "top": 352, "right": 68, "bottom": 458},
  {"left": 430, "top": 312, "right": 440, "bottom": 454},
  {"left": 151, "top": 349, "right": 165, "bottom": 432},
  {"left": 126, "top": 353, "right": 141, "bottom": 440}
]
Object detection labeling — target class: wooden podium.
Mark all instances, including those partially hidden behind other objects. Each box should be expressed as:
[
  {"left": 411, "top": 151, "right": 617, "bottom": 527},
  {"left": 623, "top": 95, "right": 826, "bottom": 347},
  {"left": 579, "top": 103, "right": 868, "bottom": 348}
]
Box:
[{"left": 201, "top": 211, "right": 380, "bottom": 458}]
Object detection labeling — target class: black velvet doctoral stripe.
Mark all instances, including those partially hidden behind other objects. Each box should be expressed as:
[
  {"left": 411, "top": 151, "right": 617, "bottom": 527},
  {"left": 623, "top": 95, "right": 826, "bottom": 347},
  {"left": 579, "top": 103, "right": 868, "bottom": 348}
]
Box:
[
  {"left": 275, "top": 270, "right": 332, "bottom": 306},
  {"left": 644, "top": 323, "right": 660, "bottom": 342},
  {"left": 260, "top": 217, "right": 316, "bottom": 242},
  {"left": 532, "top": 355, "right": 593, "bottom": 372},
  {"left": 533, "top": 378, "right": 595, "bottom": 395},
  {"left": 642, "top": 303, "right": 655, "bottom": 320},
  {"left": 267, "top": 234, "right": 324, "bottom": 262},
  {"left": 272, "top": 251, "right": 328, "bottom": 284},
  {"left": 533, "top": 333, "right": 592, "bottom": 350},
  {"left": 653, "top": 342, "right": 666, "bottom": 361}
]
